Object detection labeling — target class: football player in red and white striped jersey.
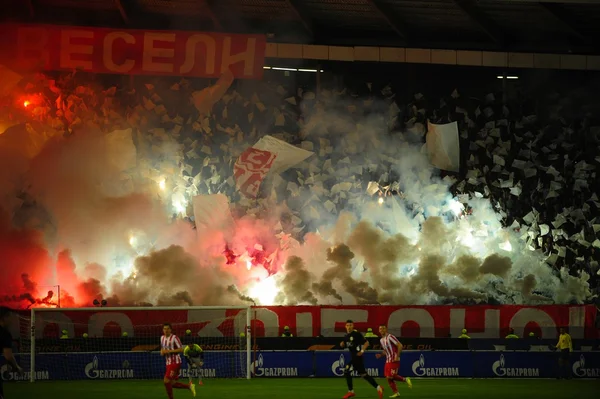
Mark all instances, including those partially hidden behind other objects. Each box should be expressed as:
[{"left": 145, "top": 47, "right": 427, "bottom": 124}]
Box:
[
  {"left": 161, "top": 323, "right": 196, "bottom": 398},
  {"left": 375, "top": 325, "right": 412, "bottom": 398}
]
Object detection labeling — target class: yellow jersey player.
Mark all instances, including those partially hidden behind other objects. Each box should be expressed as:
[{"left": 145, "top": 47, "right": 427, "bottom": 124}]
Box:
[
  {"left": 184, "top": 343, "right": 204, "bottom": 386},
  {"left": 555, "top": 328, "right": 572, "bottom": 379}
]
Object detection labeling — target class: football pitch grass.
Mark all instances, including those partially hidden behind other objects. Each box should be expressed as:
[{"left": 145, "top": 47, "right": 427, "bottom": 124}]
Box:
[{"left": 5, "top": 378, "right": 600, "bottom": 399}]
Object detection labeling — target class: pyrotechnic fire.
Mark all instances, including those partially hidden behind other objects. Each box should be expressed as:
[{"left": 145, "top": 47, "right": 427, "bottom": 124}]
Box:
[
  {"left": 378, "top": 197, "right": 384, "bottom": 205},
  {"left": 499, "top": 240, "right": 512, "bottom": 252},
  {"left": 222, "top": 243, "right": 275, "bottom": 275},
  {"left": 449, "top": 199, "right": 465, "bottom": 217},
  {"left": 248, "top": 276, "right": 279, "bottom": 305},
  {"left": 223, "top": 246, "right": 238, "bottom": 265},
  {"left": 171, "top": 193, "right": 187, "bottom": 214},
  {"left": 18, "top": 94, "right": 43, "bottom": 109},
  {"left": 158, "top": 178, "right": 166, "bottom": 191}
]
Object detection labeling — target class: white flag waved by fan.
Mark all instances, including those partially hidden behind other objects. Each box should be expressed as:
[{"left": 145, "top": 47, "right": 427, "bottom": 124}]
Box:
[
  {"left": 191, "top": 69, "right": 235, "bottom": 115},
  {"left": 234, "top": 135, "right": 314, "bottom": 198},
  {"left": 234, "top": 147, "right": 277, "bottom": 198},
  {"left": 104, "top": 128, "right": 137, "bottom": 172},
  {"left": 252, "top": 135, "right": 314, "bottom": 176},
  {"left": 192, "top": 194, "right": 235, "bottom": 232},
  {"left": 425, "top": 121, "right": 460, "bottom": 173}
]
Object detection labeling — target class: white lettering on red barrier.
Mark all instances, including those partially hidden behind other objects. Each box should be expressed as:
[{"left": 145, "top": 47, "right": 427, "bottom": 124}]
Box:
[
  {"left": 388, "top": 308, "right": 436, "bottom": 337},
  {"left": 188, "top": 309, "right": 227, "bottom": 337},
  {"left": 449, "top": 308, "right": 500, "bottom": 338},
  {"left": 88, "top": 312, "right": 135, "bottom": 338},
  {"left": 0, "top": 24, "right": 266, "bottom": 79},
  {"left": 60, "top": 29, "right": 94, "bottom": 70},
  {"left": 321, "top": 308, "right": 368, "bottom": 336},
  {"left": 181, "top": 34, "right": 216, "bottom": 74},
  {"left": 27, "top": 305, "right": 595, "bottom": 339},
  {"left": 103, "top": 32, "right": 135, "bottom": 73}
]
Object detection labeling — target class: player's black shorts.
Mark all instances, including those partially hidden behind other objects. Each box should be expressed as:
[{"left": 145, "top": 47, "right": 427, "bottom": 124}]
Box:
[
  {"left": 560, "top": 349, "right": 570, "bottom": 361},
  {"left": 344, "top": 356, "right": 367, "bottom": 375}
]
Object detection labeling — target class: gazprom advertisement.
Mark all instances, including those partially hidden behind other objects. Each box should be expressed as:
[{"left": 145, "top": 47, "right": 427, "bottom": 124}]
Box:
[{"left": 1, "top": 351, "right": 599, "bottom": 381}]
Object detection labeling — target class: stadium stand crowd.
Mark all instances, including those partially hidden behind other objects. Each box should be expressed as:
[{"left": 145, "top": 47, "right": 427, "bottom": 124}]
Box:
[{"left": 1, "top": 67, "right": 599, "bottom": 302}]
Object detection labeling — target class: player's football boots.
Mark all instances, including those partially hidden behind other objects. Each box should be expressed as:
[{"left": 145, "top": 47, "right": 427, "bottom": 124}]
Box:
[
  {"left": 406, "top": 377, "right": 412, "bottom": 389},
  {"left": 342, "top": 392, "right": 356, "bottom": 399},
  {"left": 190, "top": 382, "right": 196, "bottom": 397},
  {"left": 377, "top": 385, "right": 384, "bottom": 399}
]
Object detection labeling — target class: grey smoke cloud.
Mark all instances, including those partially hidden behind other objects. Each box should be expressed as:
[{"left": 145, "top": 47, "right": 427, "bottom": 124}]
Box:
[{"left": 275, "top": 256, "right": 318, "bottom": 305}]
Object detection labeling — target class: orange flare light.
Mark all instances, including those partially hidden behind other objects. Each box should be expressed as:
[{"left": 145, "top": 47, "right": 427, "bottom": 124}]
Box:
[{"left": 23, "top": 100, "right": 31, "bottom": 107}]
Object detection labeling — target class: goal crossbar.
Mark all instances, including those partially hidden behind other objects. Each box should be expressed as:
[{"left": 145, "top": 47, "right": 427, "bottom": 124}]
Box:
[{"left": 29, "top": 306, "right": 253, "bottom": 382}]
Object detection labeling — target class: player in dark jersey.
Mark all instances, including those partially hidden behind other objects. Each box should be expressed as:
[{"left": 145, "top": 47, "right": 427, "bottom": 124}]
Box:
[{"left": 340, "top": 320, "right": 383, "bottom": 399}]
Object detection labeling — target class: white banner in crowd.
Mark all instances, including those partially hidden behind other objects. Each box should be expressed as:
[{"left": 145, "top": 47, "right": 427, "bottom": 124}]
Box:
[
  {"left": 192, "top": 194, "right": 235, "bottom": 231},
  {"left": 252, "top": 135, "right": 314, "bottom": 176},
  {"left": 233, "top": 135, "right": 314, "bottom": 198},
  {"left": 233, "top": 147, "right": 277, "bottom": 198},
  {"left": 191, "top": 69, "right": 235, "bottom": 115},
  {"left": 104, "top": 128, "right": 137, "bottom": 172},
  {"left": 426, "top": 121, "right": 460, "bottom": 173}
]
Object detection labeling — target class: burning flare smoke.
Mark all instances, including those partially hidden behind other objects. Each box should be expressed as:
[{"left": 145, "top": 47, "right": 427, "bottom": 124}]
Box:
[{"left": 0, "top": 91, "right": 592, "bottom": 308}]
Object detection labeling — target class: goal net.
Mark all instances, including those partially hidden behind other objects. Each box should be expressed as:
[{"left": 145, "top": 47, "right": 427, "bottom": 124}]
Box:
[{"left": 26, "top": 306, "right": 251, "bottom": 382}]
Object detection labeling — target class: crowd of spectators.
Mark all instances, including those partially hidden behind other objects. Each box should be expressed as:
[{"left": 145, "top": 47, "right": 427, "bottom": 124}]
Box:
[{"left": 1, "top": 67, "right": 599, "bottom": 300}]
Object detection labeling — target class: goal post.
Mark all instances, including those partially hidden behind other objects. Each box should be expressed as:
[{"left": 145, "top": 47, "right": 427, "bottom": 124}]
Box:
[{"left": 28, "top": 306, "right": 252, "bottom": 382}]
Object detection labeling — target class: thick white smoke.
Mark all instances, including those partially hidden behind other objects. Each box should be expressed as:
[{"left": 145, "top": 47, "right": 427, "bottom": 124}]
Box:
[{"left": 0, "top": 82, "right": 592, "bottom": 308}]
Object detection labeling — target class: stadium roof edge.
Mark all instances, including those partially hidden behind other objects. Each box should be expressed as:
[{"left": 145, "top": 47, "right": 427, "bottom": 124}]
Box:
[
  {"left": 267, "top": 43, "right": 600, "bottom": 71},
  {"left": 2, "top": 0, "right": 600, "bottom": 55}
]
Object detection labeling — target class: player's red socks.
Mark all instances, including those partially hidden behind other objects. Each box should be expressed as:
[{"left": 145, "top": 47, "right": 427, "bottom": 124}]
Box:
[
  {"left": 172, "top": 382, "right": 189, "bottom": 389},
  {"left": 164, "top": 383, "right": 174, "bottom": 399},
  {"left": 393, "top": 375, "right": 406, "bottom": 382},
  {"left": 387, "top": 379, "right": 397, "bottom": 392}
]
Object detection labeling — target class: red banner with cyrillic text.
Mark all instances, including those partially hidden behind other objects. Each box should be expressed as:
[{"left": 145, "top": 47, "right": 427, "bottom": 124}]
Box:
[
  {"left": 0, "top": 24, "right": 266, "bottom": 79},
  {"left": 18, "top": 305, "right": 597, "bottom": 340}
]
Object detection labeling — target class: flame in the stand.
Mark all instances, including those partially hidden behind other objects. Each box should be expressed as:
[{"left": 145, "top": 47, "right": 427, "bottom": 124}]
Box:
[
  {"left": 223, "top": 244, "right": 275, "bottom": 275},
  {"left": 248, "top": 277, "right": 279, "bottom": 305},
  {"left": 499, "top": 240, "right": 512, "bottom": 252},
  {"left": 19, "top": 94, "right": 42, "bottom": 109},
  {"left": 223, "top": 246, "right": 238, "bottom": 265},
  {"left": 449, "top": 199, "right": 465, "bottom": 217}
]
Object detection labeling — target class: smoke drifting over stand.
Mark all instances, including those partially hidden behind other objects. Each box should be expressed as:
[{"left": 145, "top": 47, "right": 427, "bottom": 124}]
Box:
[{"left": 0, "top": 76, "right": 593, "bottom": 309}]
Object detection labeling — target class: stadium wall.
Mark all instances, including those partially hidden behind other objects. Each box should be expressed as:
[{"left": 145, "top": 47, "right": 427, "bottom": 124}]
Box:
[
  {"left": 16, "top": 305, "right": 598, "bottom": 339},
  {"left": 1, "top": 350, "right": 599, "bottom": 381}
]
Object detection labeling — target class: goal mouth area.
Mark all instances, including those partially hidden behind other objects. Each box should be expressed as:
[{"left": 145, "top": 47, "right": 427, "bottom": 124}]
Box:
[{"left": 24, "top": 306, "right": 253, "bottom": 382}]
